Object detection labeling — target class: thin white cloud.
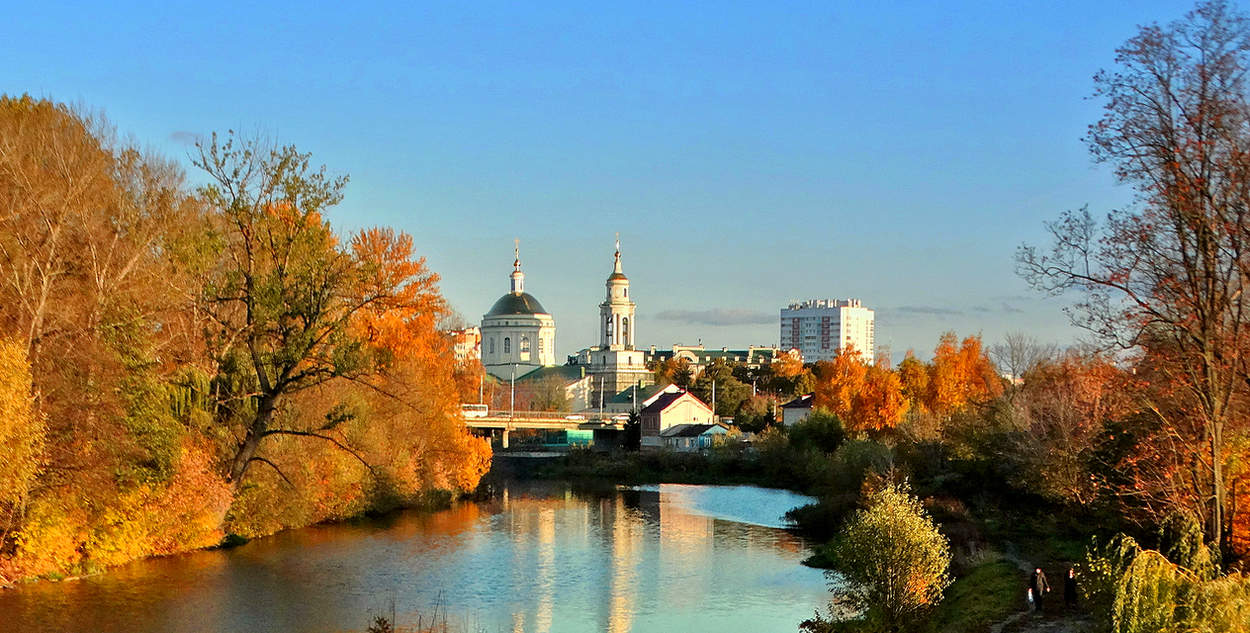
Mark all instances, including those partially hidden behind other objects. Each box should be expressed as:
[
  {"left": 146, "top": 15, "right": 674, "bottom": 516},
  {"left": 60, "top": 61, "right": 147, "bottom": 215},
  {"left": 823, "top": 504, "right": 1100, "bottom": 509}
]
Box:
[{"left": 654, "top": 308, "right": 775, "bottom": 326}]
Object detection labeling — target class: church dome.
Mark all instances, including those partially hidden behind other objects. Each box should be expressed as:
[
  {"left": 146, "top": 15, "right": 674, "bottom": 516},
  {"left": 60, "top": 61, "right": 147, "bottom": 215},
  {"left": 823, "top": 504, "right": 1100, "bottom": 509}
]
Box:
[{"left": 486, "top": 292, "right": 548, "bottom": 316}]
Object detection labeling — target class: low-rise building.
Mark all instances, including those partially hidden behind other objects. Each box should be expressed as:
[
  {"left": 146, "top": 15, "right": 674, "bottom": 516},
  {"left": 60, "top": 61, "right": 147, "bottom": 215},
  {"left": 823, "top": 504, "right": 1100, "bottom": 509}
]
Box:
[
  {"left": 661, "top": 423, "right": 729, "bottom": 452},
  {"left": 639, "top": 344, "right": 784, "bottom": 376},
  {"left": 640, "top": 390, "right": 714, "bottom": 449},
  {"left": 449, "top": 326, "right": 481, "bottom": 363},
  {"left": 780, "top": 393, "right": 815, "bottom": 426}
]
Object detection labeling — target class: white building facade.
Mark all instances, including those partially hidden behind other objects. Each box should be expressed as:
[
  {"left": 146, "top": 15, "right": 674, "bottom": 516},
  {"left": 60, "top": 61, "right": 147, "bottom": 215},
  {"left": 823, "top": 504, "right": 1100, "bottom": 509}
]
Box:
[
  {"left": 480, "top": 245, "right": 556, "bottom": 380},
  {"left": 780, "top": 298, "right": 875, "bottom": 363}
]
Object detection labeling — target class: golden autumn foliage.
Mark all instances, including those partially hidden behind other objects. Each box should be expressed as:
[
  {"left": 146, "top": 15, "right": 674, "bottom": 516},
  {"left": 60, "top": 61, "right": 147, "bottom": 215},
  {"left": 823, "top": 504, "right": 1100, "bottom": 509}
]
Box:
[
  {"left": 0, "top": 339, "right": 44, "bottom": 580},
  {"left": 927, "top": 333, "right": 1003, "bottom": 417},
  {"left": 0, "top": 97, "right": 490, "bottom": 583},
  {"left": 812, "top": 346, "right": 908, "bottom": 434}
]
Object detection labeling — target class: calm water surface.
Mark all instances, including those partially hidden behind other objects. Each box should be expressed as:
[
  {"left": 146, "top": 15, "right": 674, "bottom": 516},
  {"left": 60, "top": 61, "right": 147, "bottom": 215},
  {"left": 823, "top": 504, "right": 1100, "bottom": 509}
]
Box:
[{"left": 0, "top": 482, "right": 829, "bottom": 633}]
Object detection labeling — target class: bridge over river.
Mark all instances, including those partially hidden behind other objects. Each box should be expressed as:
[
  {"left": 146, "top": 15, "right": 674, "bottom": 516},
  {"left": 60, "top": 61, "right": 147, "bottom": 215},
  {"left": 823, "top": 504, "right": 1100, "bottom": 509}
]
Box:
[{"left": 463, "top": 410, "right": 628, "bottom": 448}]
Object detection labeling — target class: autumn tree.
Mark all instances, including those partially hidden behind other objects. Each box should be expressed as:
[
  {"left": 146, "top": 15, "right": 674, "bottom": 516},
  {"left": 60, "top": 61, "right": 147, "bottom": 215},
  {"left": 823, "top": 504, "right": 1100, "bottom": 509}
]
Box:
[
  {"left": 651, "top": 356, "right": 694, "bottom": 389},
  {"left": 990, "top": 332, "right": 1058, "bottom": 383},
  {"left": 1018, "top": 0, "right": 1250, "bottom": 547},
  {"left": 898, "top": 352, "right": 929, "bottom": 404},
  {"left": 813, "top": 346, "right": 869, "bottom": 419},
  {"left": 855, "top": 363, "right": 909, "bottom": 433},
  {"left": 0, "top": 339, "right": 43, "bottom": 563},
  {"left": 193, "top": 132, "right": 440, "bottom": 485},
  {"left": 926, "top": 333, "right": 1003, "bottom": 417},
  {"left": 811, "top": 346, "right": 907, "bottom": 434},
  {"left": 1013, "top": 351, "right": 1133, "bottom": 504}
]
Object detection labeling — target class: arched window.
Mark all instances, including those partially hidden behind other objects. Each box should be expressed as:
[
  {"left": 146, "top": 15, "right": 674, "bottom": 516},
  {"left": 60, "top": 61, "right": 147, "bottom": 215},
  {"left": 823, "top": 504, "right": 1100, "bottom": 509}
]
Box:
[
  {"left": 489, "top": 338, "right": 495, "bottom": 354},
  {"left": 621, "top": 317, "right": 629, "bottom": 344},
  {"left": 504, "top": 337, "right": 511, "bottom": 354},
  {"left": 606, "top": 315, "right": 614, "bottom": 343},
  {"left": 521, "top": 335, "right": 531, "bottom": 354},
  {"left": 624, "top": 288, "right": 627, "bottom": 297}
]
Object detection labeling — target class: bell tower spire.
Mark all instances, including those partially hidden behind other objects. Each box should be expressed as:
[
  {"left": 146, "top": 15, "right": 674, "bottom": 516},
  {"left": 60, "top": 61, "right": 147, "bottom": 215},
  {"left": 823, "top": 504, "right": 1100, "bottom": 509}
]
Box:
[
  {"left": 600, "top": 234, "right": 635, "bottom": 348},
  {"left": 510, "top": 238, "right": 525, "bottom": 294}
]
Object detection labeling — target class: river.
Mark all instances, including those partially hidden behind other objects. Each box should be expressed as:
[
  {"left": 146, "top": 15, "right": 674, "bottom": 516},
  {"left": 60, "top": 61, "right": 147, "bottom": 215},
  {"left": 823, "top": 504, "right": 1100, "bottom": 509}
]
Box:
[{"left": 0, "top": 482, "right": 830, "bottom": 633}]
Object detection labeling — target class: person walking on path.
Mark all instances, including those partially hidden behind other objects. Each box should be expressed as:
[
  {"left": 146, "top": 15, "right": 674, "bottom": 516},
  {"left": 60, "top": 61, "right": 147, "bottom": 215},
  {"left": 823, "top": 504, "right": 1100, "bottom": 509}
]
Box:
[
  {"left": 1030, "top": 567, "right": 1050, "bottom": 613},
  {"left": 1064, "top": 568, "right": 1077, "bottom": 610}
]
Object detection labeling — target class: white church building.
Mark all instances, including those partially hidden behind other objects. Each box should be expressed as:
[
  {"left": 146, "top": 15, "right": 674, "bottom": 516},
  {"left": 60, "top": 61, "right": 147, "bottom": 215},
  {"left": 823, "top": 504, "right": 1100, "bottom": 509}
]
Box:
[{"left": 480, "top": 244, "right": 556, "bottom": 380}]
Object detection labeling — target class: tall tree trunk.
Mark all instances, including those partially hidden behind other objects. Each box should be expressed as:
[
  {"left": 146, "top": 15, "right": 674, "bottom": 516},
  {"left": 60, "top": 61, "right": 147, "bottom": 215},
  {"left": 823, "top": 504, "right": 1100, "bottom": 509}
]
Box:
[{"left": 228, "top": 394, "right": 277, "bottom": 484}]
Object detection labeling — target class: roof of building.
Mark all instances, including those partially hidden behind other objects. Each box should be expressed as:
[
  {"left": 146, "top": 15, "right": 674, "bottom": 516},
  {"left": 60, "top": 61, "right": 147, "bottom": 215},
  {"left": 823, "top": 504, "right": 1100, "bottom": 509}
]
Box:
[
  {"left": 641, "top": 390, "right": 711, "bottom": 415},
  {"left": 607, "top": 272, "right": 628, "bottom": 281},
  {"left": 607, "top": 382, "right": 669, "bottom": 405},
  {"left": 485, "top": 292, "right": 549, "bottom": 317},
  {"left": 513, "top": 364, "right": 589, "bottom": 385},
  {"left": 660, "top": 423, "right": 728, "bottom": 438},
  {"left": 781, "top": 394, "right": 814, "bottom": 409}
]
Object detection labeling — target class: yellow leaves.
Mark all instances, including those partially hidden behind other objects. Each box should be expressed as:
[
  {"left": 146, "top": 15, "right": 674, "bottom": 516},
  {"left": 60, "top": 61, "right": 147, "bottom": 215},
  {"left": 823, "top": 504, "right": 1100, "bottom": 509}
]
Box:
[
  {"left": 0, "top": 338, "right": 44, "bottom": 510},
  {"left": 8, "top": 438, "right": 230, "bottom": 576}
]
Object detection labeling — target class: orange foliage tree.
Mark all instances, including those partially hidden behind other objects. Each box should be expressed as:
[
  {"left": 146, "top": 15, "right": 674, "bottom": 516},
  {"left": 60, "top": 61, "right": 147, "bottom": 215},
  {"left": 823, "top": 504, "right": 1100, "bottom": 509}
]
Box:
[
  {"left": 813, "top": 346, "right": 907, "bottom": 434},
  {"left": 926, "top": 333, "right": 1003, "bottom": 417}
]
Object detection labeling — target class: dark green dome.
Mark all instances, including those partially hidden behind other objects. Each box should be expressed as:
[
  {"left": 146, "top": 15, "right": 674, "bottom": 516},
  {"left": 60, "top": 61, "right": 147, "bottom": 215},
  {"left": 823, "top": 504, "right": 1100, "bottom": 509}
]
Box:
[{"left": 486, "top": 292, "right": 548, "bottom": 316}]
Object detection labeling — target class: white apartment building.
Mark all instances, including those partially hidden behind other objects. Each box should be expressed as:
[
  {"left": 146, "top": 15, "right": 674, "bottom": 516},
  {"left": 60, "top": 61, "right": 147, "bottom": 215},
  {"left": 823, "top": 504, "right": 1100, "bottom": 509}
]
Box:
[{"left": 780, "top": 299, "right": 875, "bottom": 364}]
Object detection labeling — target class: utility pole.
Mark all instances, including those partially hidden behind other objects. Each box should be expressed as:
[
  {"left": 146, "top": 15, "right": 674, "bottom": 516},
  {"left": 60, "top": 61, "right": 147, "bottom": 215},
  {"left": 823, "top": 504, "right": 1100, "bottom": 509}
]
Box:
[{"left": 711, "top": 379, "right": 716, "bottom": 416}]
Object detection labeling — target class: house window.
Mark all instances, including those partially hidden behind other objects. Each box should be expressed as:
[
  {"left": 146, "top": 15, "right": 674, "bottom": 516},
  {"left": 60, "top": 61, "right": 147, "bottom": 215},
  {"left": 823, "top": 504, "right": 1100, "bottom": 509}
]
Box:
[{"left": 504, "top": 337, "right": 511, "bottom": 354}]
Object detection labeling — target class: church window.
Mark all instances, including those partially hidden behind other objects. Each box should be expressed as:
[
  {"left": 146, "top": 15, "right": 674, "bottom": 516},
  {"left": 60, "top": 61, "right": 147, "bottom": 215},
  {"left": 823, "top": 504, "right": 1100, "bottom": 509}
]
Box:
[
  {"left": 624, "top": 288, "right": 627, "bottom": 297},
  {"left": 504, "top": 337, "right": 511, "bottom": 354},
  {"left": 521, "top": 336, "right": 531, "bottom": 354},
  {"left": 622, "top": 317, "right": 629, "bottom": 344},
  {"left": 489, "top": 338, "right": 495, "bottom": 354},
  {"left": 538, "top": 336, "right": 544, "bottom": 355}
]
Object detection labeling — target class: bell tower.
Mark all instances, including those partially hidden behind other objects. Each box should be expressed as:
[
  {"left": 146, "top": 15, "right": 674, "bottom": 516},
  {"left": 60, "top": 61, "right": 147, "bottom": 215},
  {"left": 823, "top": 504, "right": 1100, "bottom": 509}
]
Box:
[
  {"left": 599, "top": 234, "right": 636, "bottom": 350},
  {"left": 586, "top": 234, "right": 653, "bottom": 409}
]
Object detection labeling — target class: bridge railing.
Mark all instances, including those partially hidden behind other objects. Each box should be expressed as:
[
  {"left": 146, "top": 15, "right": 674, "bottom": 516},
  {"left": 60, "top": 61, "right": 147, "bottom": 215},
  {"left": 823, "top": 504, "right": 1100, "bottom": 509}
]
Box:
[{"left": 475, "top": 410, "right": 624, "bottom": 421}]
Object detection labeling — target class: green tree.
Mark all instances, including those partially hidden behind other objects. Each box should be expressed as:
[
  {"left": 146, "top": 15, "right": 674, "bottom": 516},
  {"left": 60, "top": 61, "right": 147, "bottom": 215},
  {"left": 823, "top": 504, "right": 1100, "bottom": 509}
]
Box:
[
  {"left": 690, "top": 359, "right": 751, "bottom": 417},
  {"left": 787, "top": 409, "right": 845, "bottom": 455},
  {"left": 830, "top": 481, "right": 951, "bottom": 631},
  {"left": 193, "top": 132, "right": 429, "bottom": 485}
]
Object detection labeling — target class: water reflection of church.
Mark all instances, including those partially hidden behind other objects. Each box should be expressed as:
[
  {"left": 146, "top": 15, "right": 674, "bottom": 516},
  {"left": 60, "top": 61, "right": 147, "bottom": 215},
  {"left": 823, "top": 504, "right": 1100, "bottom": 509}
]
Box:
[{"left": 496, "top": 484, "right": 806, "bottom": 633}]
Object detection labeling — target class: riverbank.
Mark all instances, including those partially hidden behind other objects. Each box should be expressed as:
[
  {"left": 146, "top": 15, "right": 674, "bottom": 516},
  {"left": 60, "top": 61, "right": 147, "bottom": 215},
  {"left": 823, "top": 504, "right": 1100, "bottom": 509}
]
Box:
[{"left": 503, "top": 445, "right": 1098, "bottom": 633}]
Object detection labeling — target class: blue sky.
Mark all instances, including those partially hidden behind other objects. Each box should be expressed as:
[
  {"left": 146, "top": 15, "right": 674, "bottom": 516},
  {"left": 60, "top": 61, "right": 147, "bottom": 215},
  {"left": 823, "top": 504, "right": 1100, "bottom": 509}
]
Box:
[{"left": 3, "top": 1, "right": 1203, "bottom": 361}]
